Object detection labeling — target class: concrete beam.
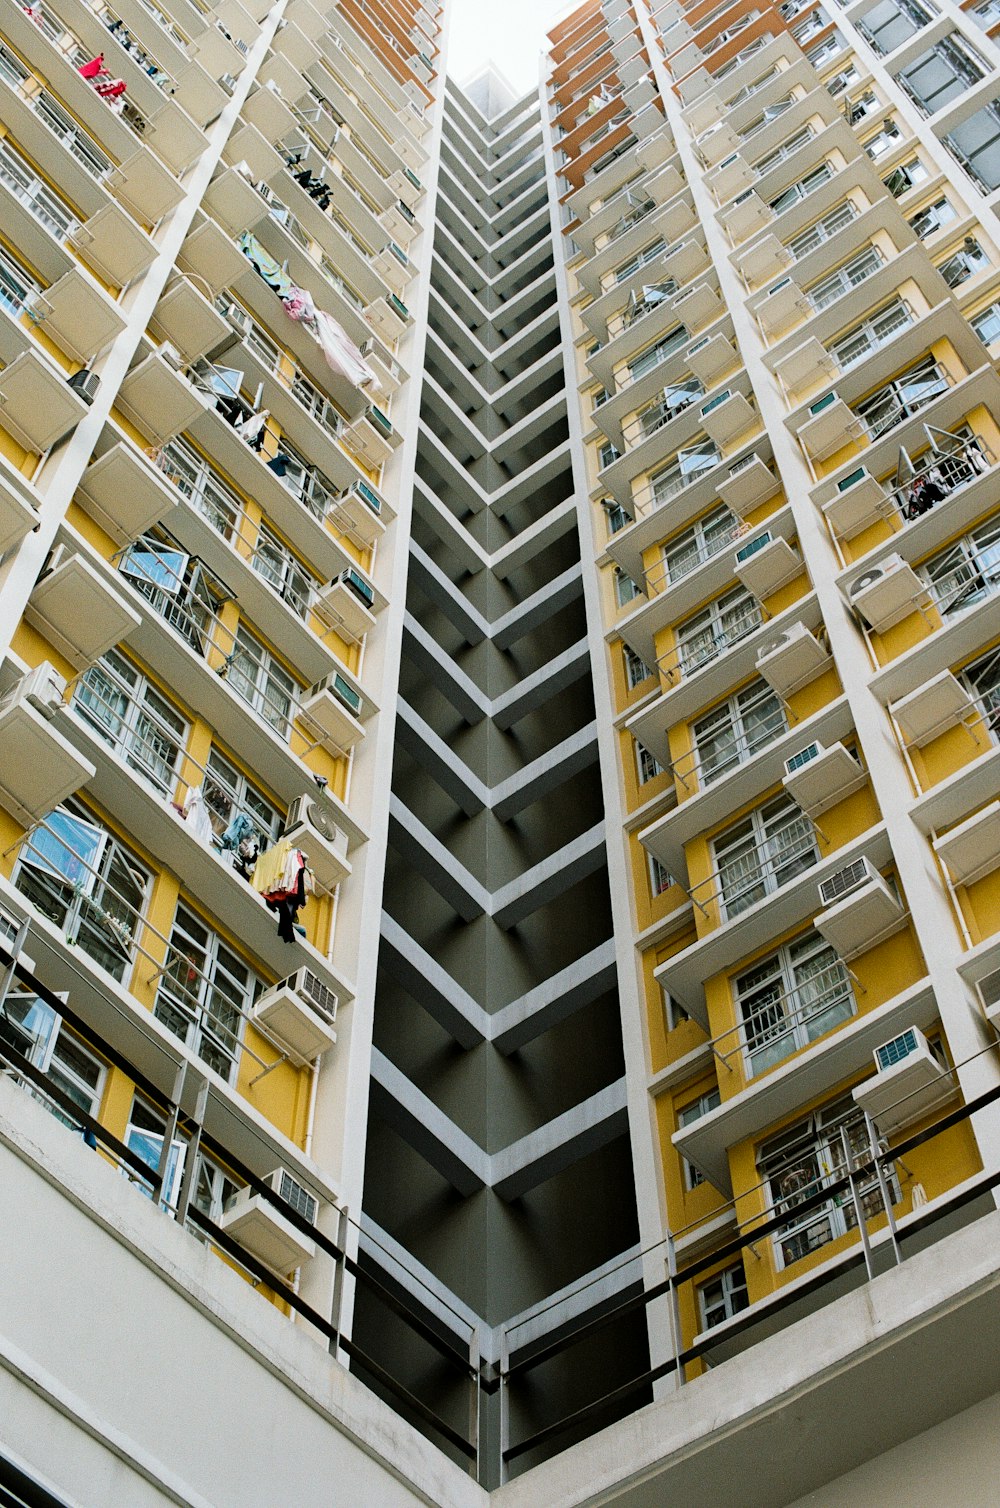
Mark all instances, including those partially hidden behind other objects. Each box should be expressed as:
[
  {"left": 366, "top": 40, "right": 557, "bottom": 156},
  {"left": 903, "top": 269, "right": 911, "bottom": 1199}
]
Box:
[
  {"left": 492, "top": 1079, "right": 629, "bottom": 1201},
  {"left": 369, "top": 1050, "right": 488, "bottom": 1195},
  {"left": 492, "top": 821, "right": 607, "bottom": 930},
  {"left": 388, "top": 796, "right": 490, "bottom": 921},
  {"left": 492, "top": 938, "right": 618, "bottom": 1054},
  {"left": 378, "top": 915, "right": 489, "bottom": 1048}
]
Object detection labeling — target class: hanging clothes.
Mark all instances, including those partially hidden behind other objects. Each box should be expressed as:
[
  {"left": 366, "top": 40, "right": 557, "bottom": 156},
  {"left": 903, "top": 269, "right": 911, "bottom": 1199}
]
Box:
[
  {"left": 221, "top": 811, "right": 252, "bottom": 849},
  {"left": 78, "top": 54, "right": 107, "bottom": 79},
  {"left": 236, "top": 233, "right": 294, "bottom": 299},
  {"left": 182, "top": 785, "right": 215, "bottom": 849},
  {"left": 95, "top": 77, "right": 127, "bottom": 99},
  {"left": 281, "top": 286, "right": 316, "bottom": 323},
  {"left": 233, "top": 408, "right": 269, "bottom": 446},
  {"left": 252, "top": 838, "right": 293, "bottom": 896},
  {"left": 308, "top": 308, "right": 380, "bottom": 392}
]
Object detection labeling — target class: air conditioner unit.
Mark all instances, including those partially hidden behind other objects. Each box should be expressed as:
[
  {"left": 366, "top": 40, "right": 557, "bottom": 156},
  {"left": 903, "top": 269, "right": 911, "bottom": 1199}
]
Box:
[
  {"left": 316, "top": 670, "right": 362, "bottom": 718},
  {"left": 785, "top": 741, "right": 824, "bottom": 775},
  {"left": 251, "top": 966, "right": 338, "bottom": 1064},
  {"left": 736, "top": 531, "right": 772, "bottom": 563},
  {"left": 847, "top": 553, "right": 925, "bottom": 632},
  {"left": 849, "top": 555, "right": 906, "bottom": 597},
  {"left": 220, "top": 72, "right": 238, "bottom": 92},
  {"left": 219, "top": 1167, "right": 318, "bottom": 1275},
  {"left": 159, "top": 343, "right": 184, "bottom": 371},
  {"left": 0, "top": 662, "right": 67, "bottom": 721},
  {"left": 337, "top": 567, "right": 375, "bottom": 610},
  {"left": 67, "top": 369, "right": 101, "bottom": 405},
  {"left": 818, "top": 856, "right": 880, "bottom": 908},
  {"left": 853, "top": 1026, "right": 952, "bottom": 1134},
  {"left": 284, "top": 791, "right": 351, "bottom": 892}
]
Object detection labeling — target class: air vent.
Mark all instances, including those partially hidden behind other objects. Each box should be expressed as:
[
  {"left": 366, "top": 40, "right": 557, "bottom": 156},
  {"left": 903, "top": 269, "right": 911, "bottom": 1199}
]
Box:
[
  {"left": 736, "top": 531, "right": 772, "bottom": 563},
  {"left": 785, "top": 741, "right": 823, "bottom": 774},
  {"left": 817, "top": 857, "right": 872, "bottom": 907}
]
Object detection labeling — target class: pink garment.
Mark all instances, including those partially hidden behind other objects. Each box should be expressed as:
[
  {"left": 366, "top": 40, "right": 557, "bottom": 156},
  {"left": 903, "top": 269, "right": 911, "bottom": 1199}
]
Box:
[
  {"left": 95, "top": 78, "right": 127, "bottom": 99},
  {"left": 281, "top": 286, "right": 316, "bottom": 322},
  {"left": 78, "top": 55, "right": 106, "bottom": 79},
  {"left": 309, "top": 308, "right": 380, "bottom": 392}
]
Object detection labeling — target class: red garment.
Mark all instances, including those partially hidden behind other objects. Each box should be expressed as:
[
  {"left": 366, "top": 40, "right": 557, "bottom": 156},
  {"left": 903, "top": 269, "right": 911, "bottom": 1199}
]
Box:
[
  {"left": 78, "top": 55, "right": 106, "bottom": 79},
  {"left": 95, "top": 78, "right": 126, "bottom": 99}
]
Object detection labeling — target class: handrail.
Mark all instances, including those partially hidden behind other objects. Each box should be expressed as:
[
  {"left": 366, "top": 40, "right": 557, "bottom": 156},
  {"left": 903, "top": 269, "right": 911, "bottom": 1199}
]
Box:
[
  {"left": 654, "top": 598, "right": 763, "bottom": 684},
  {"left": 707, "top": 959, "right": 855, "bottom": 1072}
]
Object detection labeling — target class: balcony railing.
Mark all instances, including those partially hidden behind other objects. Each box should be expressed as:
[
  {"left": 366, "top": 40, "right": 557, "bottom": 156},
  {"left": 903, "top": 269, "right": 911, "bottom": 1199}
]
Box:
[
  {"left": 655, "top": 598, "right": 764, "bottom": 685},
  {"left": 688, "top": 810, "right": 819, "bottom": 922},
  {"left": 644, "top": 517, "right": 745, "bottom": 595},
  {"left": 713, "top": 959, "right": 855, "bottom": 1078}
]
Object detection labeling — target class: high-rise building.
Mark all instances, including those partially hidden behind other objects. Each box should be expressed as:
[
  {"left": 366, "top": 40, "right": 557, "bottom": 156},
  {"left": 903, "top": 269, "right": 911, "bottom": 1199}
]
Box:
[{"left": 3, "top": 0, "right": 1000, "bottom": 1501}]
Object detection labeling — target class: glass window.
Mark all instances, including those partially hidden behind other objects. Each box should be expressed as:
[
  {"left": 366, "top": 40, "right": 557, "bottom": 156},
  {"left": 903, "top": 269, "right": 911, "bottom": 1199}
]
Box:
[
  {"left": 863, "top": 120, "right": 902, "bottom": 159},
  {"left": 923, "top": 510, "right": 1000, "bottom": 615},
  {"left": 227, "top": 623, "right": 297, "bottom": 738},
  {"left": 204, "top": 746, "right": 283, "bottom": 848},
  {"left": 650, "top": 440, "right": 722, "bottom": 508},
  {"left": 675, "top": 586, "right": 762, "bottom": 680},
  {"left": 946, "top": 101, "right": 1000, "bottom": 192},
  {"left": 808, "top": 246, "right": 884, "bottom": 311},
  {"left": 734, "top": 931, "right": 853, "bottom": 1078},
  {"left": 858, "top": 0, "right": 937, "bottom": 57},
  {"left": 14, "top": 803, "right": 150, "bottom": 983},
  {"left": 605, "top": 502, "right": 629, "bottom": 535},
  {"left": 908, "top": 196, "right": 957, "bottom": 238},
  {"left": 637, "top": 742, "right": 664, "bottom": 783},
  {"left": 830, "top": 299, "right": 912, "bottom": 370},
  {"left": 615, "top": 239, "right": 668, "bottom": 284},
  {"left": 699, "top": 1262, "right": 750, "bottom": 1328},
  {"left": 628, "top": 325, "right": 689, "bottom": 383},
  {"left": 759, "top": 1096, "right": 900, "bottom": 1269},
  {"left": 624, "top": 645, "right": 653, "bottom": 689},
  {"left": 154, "top": 905, "right": 256, "bottom": 1084},
  {"left": 768, "top": 162, "right": 832, "bottom": 214},
  {"left": 963, "top": 645, "right": 1000, "bottom": 737},
  {"left": 614, "top": 568, "right": 642, "bottom": 607},
  {"left": 972, "top": 301, "right": 1000, "bottom": 345},
  {"left": 712, "top": 795, "right": 818, "bottom": 918},
  {"left": 692, "top": 680, "right": 786, "bottom": 785},
  {"left": 854, "top": 356, "right": 948, "bottom": 439},
  {"left": 649, "top": 853, "right": 672, "bottom": 896},
  {"left": 74, "top": 649, "right": 188, "bottom": 798},
  {"left": 678, "top": 1089, "right": 721, "bottom": 1189},
  {"left": 660, "top": 505, "right": 741, "bottom": 586},
  {"left": 884, "top": 157, "right": 929, "bottom": 197},
  {"left": 937, "top": 238, "right": 991, "bottom": 288},
  {"left": 787, "top": 201, "right": 857, "bottom": 260},
  {"left": 638, "top": 378, "right": 705, "bottom": 440}
]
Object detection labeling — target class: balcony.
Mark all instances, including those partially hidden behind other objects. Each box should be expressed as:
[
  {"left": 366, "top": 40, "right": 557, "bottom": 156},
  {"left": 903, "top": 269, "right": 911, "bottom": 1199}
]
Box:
[
  {"left": 115, "top": 349, "right": 214, "bottom": 446},
  {"left": 0, "top": 450, "right": 40, "bottom": 556},
  {"left": 77, "top": 439, "right": 178, "bottom": 545},
  {"left": 25, "top": 545, "right": 141, "bottom": 669},
  {"left": 0, "top": 349, "right": 90, "bottom": 454},
  {"left": 675, "top": 978, "right": 936, "bottom": 1190},
  {"left": 641, "top": 694, "right": 856, "bottom": 875},
  {"left": 0, "top": 670, "right": 96, "bottom": 826},
  {"left": 933, "top": 802, "right": 1000, "bottom": 888},
  {"left": 657, "top": 822, "right": 894, "bottom": 1017}
]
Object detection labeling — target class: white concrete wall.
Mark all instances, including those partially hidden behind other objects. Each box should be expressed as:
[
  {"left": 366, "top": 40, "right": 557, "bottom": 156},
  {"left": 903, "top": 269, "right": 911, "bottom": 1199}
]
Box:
[{"left": 0, "top": 1076, "right": 484, "bottom": 1508}]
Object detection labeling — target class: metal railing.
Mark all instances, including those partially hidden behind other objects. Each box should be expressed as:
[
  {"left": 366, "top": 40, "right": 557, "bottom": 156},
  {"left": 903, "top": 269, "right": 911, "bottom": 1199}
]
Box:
[
  {"left": 643, "top": 517, "right": 746, "bottom": 595},
  {"left": 686, "top": 811, "right": 819, "bottom": 923},
  {"left": 0, "top": 936, "right": 481, "bottom": 1471},
  {"left": 709, "top": 959, "right": 855, "bottom": 1078},
  {"left": 655, "top": 598, "right": 764, "bottom": 685}
]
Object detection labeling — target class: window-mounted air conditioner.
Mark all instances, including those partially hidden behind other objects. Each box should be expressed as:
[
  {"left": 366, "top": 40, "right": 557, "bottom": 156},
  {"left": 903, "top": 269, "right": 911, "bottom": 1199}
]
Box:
[
  {"left": 159, "top": 343, "right": 184, "bottom": 372},
  {"left": 312, "top": 670, "right": 362, "bottom": 718},
  {"left": 0, "top": 662, "right": 66, "bottom": 721},
  {"left": 874, "top": 1026, "right": 927, "bottom": 1074},
  {"left": 251, "top": 965, "right": 338, "bottom": 1064},
  {"left": 337, "top": 567, "right": 375, "bottom": 610},
  {"left": 220, "top": 1167, "right": 318, "bottom": 1274},
  {"left": 978, "top": 967, "right": 1000, "bottom": 1014},
  {"left": 736, "top": 530, "right": 772, "bottom": 563},
  {"left": 853, "top": 1025, "right": 951, "bottom": 1134},
  {"left": 784, "top": 740, "right": 824, "bottom": 775},
  {"left": 284, "top": 791, "right": 350, "bottom": 892},
  {"left": 818, "top": 856, "right": 882, "bottom": 908}
]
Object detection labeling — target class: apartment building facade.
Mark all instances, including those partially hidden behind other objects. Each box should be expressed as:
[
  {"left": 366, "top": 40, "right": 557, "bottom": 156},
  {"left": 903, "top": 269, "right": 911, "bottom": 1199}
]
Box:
[{"left": 4, "top": 0, "right": 1000, "bottom": 1499}]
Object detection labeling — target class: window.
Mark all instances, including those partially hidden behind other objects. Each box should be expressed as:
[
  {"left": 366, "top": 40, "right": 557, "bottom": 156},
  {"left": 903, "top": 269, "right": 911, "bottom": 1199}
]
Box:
[
  {"left": 614, "top": 568, "right": 642, "bottom": 608},
  {"left": 768, "top": 162, "right": 833, "bottom": 214},
  {"left": 649, "top": 853, "right": 672, "bottom": 897},
  {"left": 937, "top": 238, "right": 991, "bottom": 288},
  {"left": 0, "top": 137, "right": 76, "bottom": 240},
  {"left": 628, "top": 325, "right": 690, "bottom": 383},
  {"left": 605, "top": 501, "right": 629, "bottom": 535},
  {"left": 923, "top": 511, "right": 1000, "bottom": 615},
  {"left": 74, "top": 650, "right": 188, "bottom": 798},
  {"left": 675, "top": 586, "right": 762, "bottom": 680},
  {"left": 754, "top": 126, "right": 815, "bottom": 177},
  {"left": 807, "top": 246, "right": 884, "bottom": 311},
  {"left": 884, "top": 156, "right": 928, "bottom": 196},
  {"left": 14, "top": 803, "right": 150, "bottom": 983},
  {"left": 712, "top": 794, "right": 818, "bottom": 919},
  {"left": 908, "top": 196, "right": 957, "bottom": 239},
  {"left": 678, "top": 1088, "right": 721, "bottom": 1189},
  {"left": 787, "top": 201, "right": 857, "bottom": 260},
  {"left": 854, "top": 355, "right": 948, "bottom": 439},
  {"left": 972, "top": 300, "right": 1000, "bottom": 345},
  {"left": 898, "top": 35, "right": 988, "bottom": 118},
  {"left": 638, "top": 378, "right": 705, "bottom": 439},
  {"left": 692, "top": 680, "right": 786, "bottom": 786},
  {"left": 154, "top": 904, "right": 257, "bottom": 1084},
  {"left": 158, "top": 440, "right": 240, "bottom": 543},
  {"left": 0, "top": 993, "right": 106, "bottom": 1131},
  {"left": 826, "top": 63, "right": 861, "bottom": 97},
  {"left": 945, "top": 101, "right": 1000, "bottom": 192},
  {"left": 970, "top": 0, "right": 1000, "bottom": 29},
  {"left": 650, "top": 440, "right": 722, "bottom": 508},
  {"left": 963, "top": 646, "right": 1000, "bottom": 737},
  {"left": 204, "top": 746, "right": 283, "bottom": 848},
  {"left": 615, "top": 239, "right": 667, "bottom": 284},
  {"left": 845, "top": 90, "right": 880, "bottom": 126},
  {"left": 734, "top": 931, "right": 853, "bottom": 1078},
  {"left": 858, "top": 0, "right": 937, "bottom": 57},
  {"left": 624, "top": 645, "right": 653, "bottom": 689},
  {"left": 251, "top": 525, "right": 315, "bottom": 620},
  {"left": 829, "top": 299, "right": 913, "bottom": 370},
  {"left": 637, "top": 741, "right": 665, "bottom": 783},
  {"left": 863, "top": 120, "right": 902, "bottom": 159},
  {"left": 599, "top": 440, "right": 621, "bottom": 469},
  {"left": 226, "top": 623, "right": 298, "bottom": 738},
  {"left": 759, "top": 1095, "right": 900, "bottom": 1269},
  {"left": 664, "top": 992, "right": 690, "bottom": 1030},
  {"left": 0, "top": 244, "right": 40, "bottom": 318},
  {"left": 806, "top": 29, "right": 846, "bottom": 65},
  {"left": 125, "top": 1097, "right": 237, "bottom": 1220},
  {"left": 699, "top": 1262, "right": 750, "bottom": 1329},
  {"left": 121, "top": 531, "right": 227, "bottom": 660},
  {"left": 658, "top": 505, "right": 740, "bottom": 588}
]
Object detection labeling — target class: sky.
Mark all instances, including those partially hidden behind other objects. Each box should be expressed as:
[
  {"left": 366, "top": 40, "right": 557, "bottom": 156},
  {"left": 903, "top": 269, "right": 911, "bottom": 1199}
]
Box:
[{"left": 447, "top": 0, "right": 579, "bottom": 93}]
